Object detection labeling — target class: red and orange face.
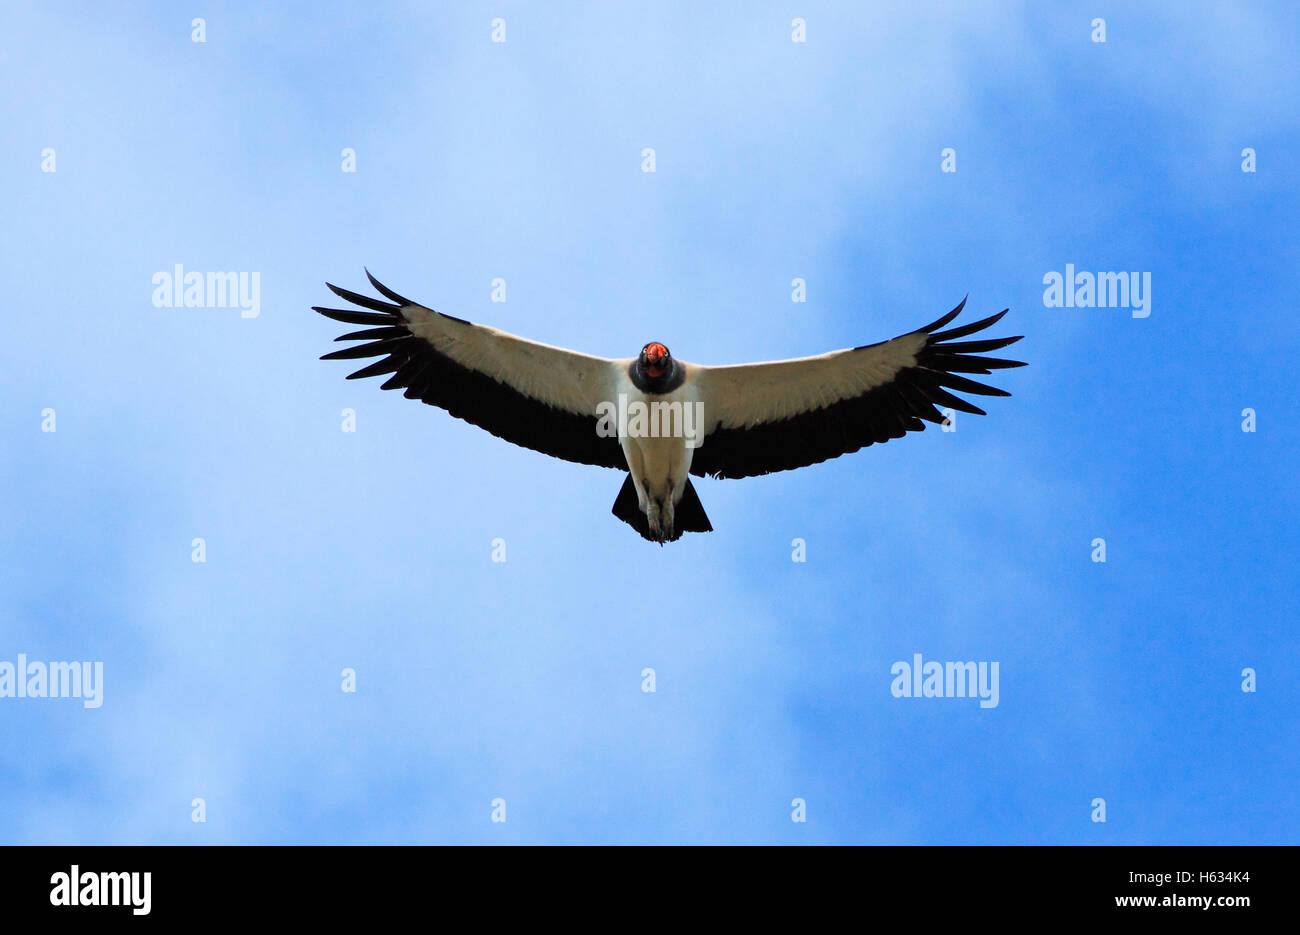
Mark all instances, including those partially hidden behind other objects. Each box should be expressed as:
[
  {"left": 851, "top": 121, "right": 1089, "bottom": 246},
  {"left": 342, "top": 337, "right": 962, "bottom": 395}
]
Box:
[{"left": 640, "top": 342, "right": 671, "bottom": 378}]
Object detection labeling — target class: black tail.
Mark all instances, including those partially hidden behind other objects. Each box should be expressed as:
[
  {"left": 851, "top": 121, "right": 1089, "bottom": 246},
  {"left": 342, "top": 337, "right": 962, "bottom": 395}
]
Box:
[
  {"left": 611, "top": 474, "right": 713, "bottom": 542},
  {"left": 675, "top": 479, "right": 713, "bottom": 536}
]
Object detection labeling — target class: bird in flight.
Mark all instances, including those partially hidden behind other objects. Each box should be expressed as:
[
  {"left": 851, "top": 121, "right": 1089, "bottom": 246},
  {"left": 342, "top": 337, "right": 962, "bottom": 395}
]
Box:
[{"left": 313, "top": 272, "right": 1025, "bottom": 543}]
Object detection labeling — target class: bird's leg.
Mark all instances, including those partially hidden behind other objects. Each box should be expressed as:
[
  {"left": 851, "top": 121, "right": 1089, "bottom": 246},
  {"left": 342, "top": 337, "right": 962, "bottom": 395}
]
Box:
[
  {"left": 643, "top": 481, "right": 663, "bottom": 540},
  {"left": 660, "top": 496, "right": 676, "bottom": 542}
]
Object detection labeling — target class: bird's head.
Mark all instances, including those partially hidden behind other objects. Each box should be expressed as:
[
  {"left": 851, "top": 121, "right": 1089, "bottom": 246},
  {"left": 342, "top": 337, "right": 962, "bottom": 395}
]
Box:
[{"left": 639, "top": 342, "right": 671, "bottom": 379}]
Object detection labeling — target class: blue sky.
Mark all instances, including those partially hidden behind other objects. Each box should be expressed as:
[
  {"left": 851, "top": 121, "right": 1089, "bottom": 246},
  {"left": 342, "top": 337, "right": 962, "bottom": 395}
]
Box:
[{"left": 1, "top": 1, "right": 1296, "bottom": 844}]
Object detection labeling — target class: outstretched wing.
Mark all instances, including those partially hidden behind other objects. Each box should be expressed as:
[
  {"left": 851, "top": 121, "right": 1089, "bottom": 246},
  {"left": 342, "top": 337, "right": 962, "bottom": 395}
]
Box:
[
  {"left": 688, "top": 299, "right": 1025, "bottom": 479},
  {"left": 313, "top": 271, "right": 627, "bottom": 469}
]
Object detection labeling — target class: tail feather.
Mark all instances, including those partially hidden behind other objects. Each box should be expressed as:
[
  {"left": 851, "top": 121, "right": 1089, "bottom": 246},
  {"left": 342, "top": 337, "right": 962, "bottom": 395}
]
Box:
[
  {"left": 611, "top": 474, "right": 653, "bottom": 540},
  {"left": 675, "top": 478, "right": 713, "bottom": 535},
  {"left": 611, "top": 474, "right": 713, "bottom": 542}
]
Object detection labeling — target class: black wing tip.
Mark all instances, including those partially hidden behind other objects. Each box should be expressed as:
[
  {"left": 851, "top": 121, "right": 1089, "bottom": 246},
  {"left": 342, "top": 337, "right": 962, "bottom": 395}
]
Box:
[
  {"left": 914, "top": 303, "right": 1026, "bottom": 411},
  {"left": 929, "top": 308, "right": 1023, "bottom": 345},
  {"left": 935, "top": 307, "right": 1007, "bottom": 335},
  {"left": 317, "top": 277, "right": 416, "bottom": 373},
  {"left": 334, "top": 270, "right": 472, "bottom": 326},
  {"left": 364, "top": 268, "right": 416, "bottom": 307},
  {"left": 325, "top": 281, "right": 372, "bottom": 302},
  {"left": 319, "top": 280, "right": 407, "bottom": 318},
  {"left": 919, "top": 295, "right": 969, "bottom": 334}
]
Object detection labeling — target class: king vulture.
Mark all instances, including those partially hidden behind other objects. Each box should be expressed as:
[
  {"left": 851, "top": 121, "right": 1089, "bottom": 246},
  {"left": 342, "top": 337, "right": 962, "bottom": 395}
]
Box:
[{"left": 313, "top": 272, "right": 1025, "bottom": 543}]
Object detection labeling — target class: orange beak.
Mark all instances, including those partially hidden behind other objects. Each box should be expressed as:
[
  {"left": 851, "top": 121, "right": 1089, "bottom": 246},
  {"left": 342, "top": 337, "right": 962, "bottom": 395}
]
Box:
[{"left": 644, "top": 343, "right": 668, "bottom": 376}]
